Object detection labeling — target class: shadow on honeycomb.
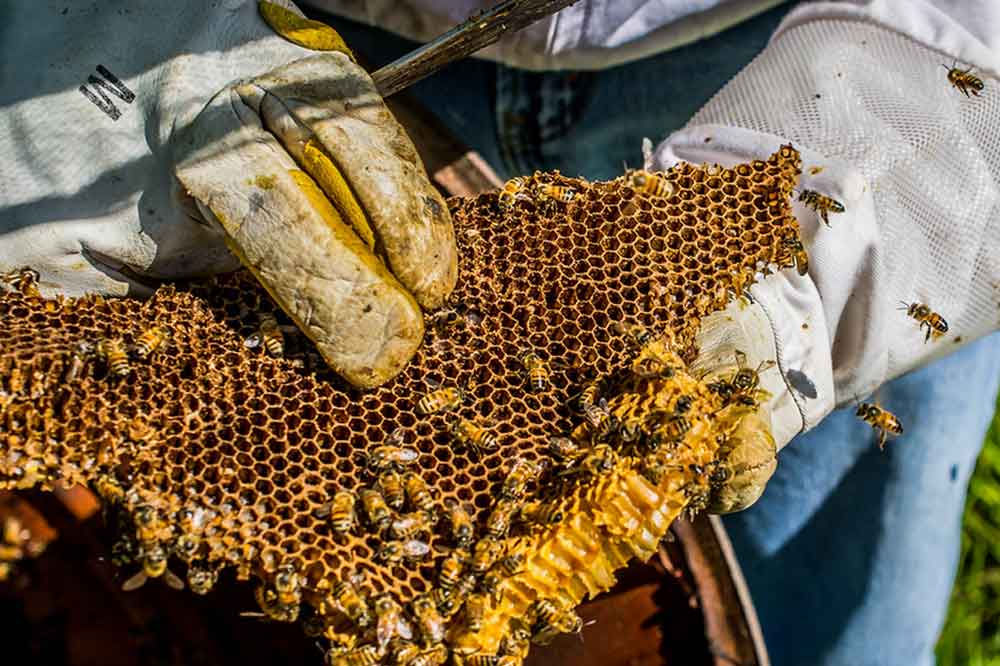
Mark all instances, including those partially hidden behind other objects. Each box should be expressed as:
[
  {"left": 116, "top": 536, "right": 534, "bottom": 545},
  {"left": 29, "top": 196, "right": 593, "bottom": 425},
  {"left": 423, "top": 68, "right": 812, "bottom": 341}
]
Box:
[{"left": 0, "top": 147, "right": 801, "bottom": 665}]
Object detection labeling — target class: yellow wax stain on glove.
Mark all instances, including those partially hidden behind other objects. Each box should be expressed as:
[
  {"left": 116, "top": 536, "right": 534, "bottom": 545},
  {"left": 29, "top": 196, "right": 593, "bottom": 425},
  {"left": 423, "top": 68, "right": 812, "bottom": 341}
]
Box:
[
  {"left": 258, "top": 1, "right": 355, "bottom": 60},
  {"left": 301, "top": 139, "right": 376, "bottom": 249}
]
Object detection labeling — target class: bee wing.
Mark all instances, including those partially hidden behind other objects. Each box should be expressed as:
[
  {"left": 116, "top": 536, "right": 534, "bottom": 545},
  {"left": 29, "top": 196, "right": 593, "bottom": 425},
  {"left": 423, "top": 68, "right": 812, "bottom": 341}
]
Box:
[
  {"left": 121, "top": 570, "right": 148, "bottom": 592},
  {"left": 387, "top": 427, "right": 406, "bottom": 446},
  {"left": 733, "top": 349, "right": 748, "bottom": 369},
  {"left": 243, "top": 333, "right": 262, "bottom": 349},
  {"left": 163, "top": 568, "right": 186, "bottom": 591}
]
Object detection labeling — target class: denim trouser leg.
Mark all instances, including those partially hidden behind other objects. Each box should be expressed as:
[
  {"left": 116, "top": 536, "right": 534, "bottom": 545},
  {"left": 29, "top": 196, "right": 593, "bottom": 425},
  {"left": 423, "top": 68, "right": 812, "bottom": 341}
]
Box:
[
  {"left": 314, "top": 6, "right": 999, "bottom": 664},
  {"left": 724, "top": 333, "right": 1000, "bottom": 666}
]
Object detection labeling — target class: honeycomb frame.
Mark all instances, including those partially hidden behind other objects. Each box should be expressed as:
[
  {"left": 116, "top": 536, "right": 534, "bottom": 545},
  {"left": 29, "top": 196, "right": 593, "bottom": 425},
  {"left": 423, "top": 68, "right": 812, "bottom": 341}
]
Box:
[{"left": 0, "top": 146, "right": 802, "bottom": 664}]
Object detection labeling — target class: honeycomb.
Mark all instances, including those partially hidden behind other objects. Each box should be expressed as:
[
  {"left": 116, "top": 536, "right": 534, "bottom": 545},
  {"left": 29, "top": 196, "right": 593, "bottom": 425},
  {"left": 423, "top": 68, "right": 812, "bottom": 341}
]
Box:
[{"left": 0, "top": 147, "right": 802, "bottom": 664}]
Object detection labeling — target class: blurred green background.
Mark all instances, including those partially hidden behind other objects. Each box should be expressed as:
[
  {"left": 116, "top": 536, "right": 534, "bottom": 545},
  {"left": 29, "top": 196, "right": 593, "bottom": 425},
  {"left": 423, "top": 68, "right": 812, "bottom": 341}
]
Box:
[{"left": 937, "top": 394, "right": 1000, "bottom": 665}]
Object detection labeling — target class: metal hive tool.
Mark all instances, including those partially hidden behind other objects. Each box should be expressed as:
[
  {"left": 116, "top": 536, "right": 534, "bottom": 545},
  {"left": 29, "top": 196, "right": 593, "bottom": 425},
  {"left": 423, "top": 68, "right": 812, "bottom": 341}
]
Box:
[{"left": 0, "top": 146, "right": 802, "bottom": 665}]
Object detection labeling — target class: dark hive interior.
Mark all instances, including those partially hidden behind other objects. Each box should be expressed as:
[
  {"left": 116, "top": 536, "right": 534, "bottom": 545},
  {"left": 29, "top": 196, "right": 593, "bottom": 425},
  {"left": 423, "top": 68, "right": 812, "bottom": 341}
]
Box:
[{"left": 0, "top": 146, "right": 801, "bottom": 664}]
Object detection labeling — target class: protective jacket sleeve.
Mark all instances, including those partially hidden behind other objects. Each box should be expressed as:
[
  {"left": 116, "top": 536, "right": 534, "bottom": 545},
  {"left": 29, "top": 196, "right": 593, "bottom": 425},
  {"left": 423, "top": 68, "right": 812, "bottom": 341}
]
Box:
[{"left": 650, "top": 0, "right": 1000, "bottom": 443}]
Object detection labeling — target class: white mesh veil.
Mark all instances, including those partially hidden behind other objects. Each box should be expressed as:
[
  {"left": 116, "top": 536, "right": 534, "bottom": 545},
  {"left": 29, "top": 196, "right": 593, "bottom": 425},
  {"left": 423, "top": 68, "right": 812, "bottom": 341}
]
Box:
[{"left": 659, "top": 17, "right": 1000, "bottom": 408}]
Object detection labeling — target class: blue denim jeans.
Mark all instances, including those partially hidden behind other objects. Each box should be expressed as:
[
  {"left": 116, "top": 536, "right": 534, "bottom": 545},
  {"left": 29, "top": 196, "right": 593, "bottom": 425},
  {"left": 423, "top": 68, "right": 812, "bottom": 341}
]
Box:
[{"left": 323, "top": 5, "right": 1000, "bottom": 664}]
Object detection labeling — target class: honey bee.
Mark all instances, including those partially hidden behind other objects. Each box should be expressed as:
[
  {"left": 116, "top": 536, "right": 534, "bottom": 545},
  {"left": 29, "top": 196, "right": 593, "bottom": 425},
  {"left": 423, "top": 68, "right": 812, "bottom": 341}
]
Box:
[
  {"left": 133, "top": 504, "right": 166, "bottom": 543},
  {"left": 367, "top": 435, "right": 420, "bottom": 472},
  {"left": 62, "top": 341, "right": 92, "bottom": 382},
  {"left": 93, "top": 473, "right": 125, "bottom": 505},
  {"left": 174, "top": 533, "right": 201, "bottom": 561},
  {"left": 471, "top": 537, "right": 503, "bottom": 576},
  {"left": 464, "top": 593, "right": 487, "bottom": 632},
  {"left": 537, "top": 184, "right": 577, "bottom": 207},
  {"left": 417, "top": 380, "right": 469, "bottom": 415},
  {"left": 614, "top": 322, "right": 655, "bottom": 348},
  {"left": 399, "top": 645, "right": 449, "bottom": 666},
  {"left": 327, "top": 490, "right": 358, "bottom": 535},
  {"left": 576, "top": 380, "right": 602, "bottom": 412},
  {"left": 518, "top": 349, "right": 551, "bottom": 392},
  {"left": 133, "top": 326, "right": 168, "bottom": 359},
  {"left": 122, "top": 543, "right": 185, "bottom": 591},
  {"left": 731, "top": 350, "right": 776, "bottom": 395},
  {"left": 498, "top": 176, "right": 529, "bottom": 211},
  {"left": 333, "top": 574, "right": 373, "bottom": 628},
  {"left": 547, "top": 436, "right": 584, "bottom": 461},
  {"left": 500, "top": 624, "right": 532, "bottom": 659},
  {"left": 502, "top": 459, "right": 541, "bottom": 500},
  {"left": 375, "top": 594, "right": 413, "bottom": 652},
  {"left": 379, "top": 470, "right": 406, "bottom": 510},
  {"left": 326, "top": 643, "right": 380, "bottom": 666},
  {"left": 359, "top": 489, "right": 392, "bottom": 534},
  {"left": 438, "top": 547, "right": 469, "bottom": 591},
  {"left": 628, "top": 169, "right": 674, "bottom": 198},
  {"left": 485, "top": 498, "right": 518, "bottom": 540},
  {"left": 444, "top": 498, "right": 475, "bottom": 548},
  {"left": 258, "top": 312, "right": 284, "bottom": 357},
  {"left": 530, "top": 599, "right": 584, "bottom": 645},
  {"left": 798, "top": 189, "right": 844, "bottom": 226},
  {"left": 856, "top": 401, "right": 904, "bottom": 450},
  {"left": 403, "top": 472, "right": 438, "bottom": 516},
  {"left": 273, "top": 563, "right": 301, "bottom": 607},
  {"left": 632, "top": 350, "right": 676, "bottom": 380},
  {"left": 561, "top": 443, "right": 617, "bottom": 479},
  {"left": 674, "top": 395, "right": 693, "bottom": 414},
  {"left": 647, "top": 412, "right": 691, "bottom": 449},
  {"left": 518, "top": 500, "right": 563, "bottom": 526},
  {"left": 899, "top": 301, "right": 949, "bottom": 342},
  {"left": 187, "top": 564, "right": 218, "bottom": 595},
  {"left": 411, "top": 594, "right": 446, "bottom": 647},
  {"left": 943, "top": 61, "right": 985, "bottom": 97},
  {"left": 465, "top": 656, "right": 522, "bottom": 666},
  {"left": 582, "top": 398, "right": 617, "bottom": 441},
  {"left": 778, "top": 236, "right": 809, "bottom": 276},
  {"left": 451, "top": 417, "right": 499, "bottom": 458},
  {"left": 391, "top": 511, "right": 435, "bottom": 540},
  {"left": 379, "top": 538, "right": 431, "bottom": 563},
  {"left": 97, "top": 337, "right": 130, "bottom": 377},
  {"left": 492, "top": 552, "right": 526, "bottom": 578}
]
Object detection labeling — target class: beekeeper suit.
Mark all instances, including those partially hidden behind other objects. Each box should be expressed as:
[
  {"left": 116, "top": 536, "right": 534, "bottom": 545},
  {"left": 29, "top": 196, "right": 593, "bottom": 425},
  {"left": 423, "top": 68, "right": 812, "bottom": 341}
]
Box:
[{"left": 2, "top": 1, "right": 998, "bottom": 664}]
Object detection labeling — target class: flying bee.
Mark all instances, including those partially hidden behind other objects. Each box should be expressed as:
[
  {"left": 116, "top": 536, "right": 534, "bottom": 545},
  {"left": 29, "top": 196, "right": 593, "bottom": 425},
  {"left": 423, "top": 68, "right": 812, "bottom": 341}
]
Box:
[
  {"left": 326, "top": 490, "right": 358, "bottom": 535},
  {"left": 390, "top": 511, "right": 435, "bottom": 540},
  {"left": 471, "top": 537, "right": 503, "bottom": 576},
  {"left": 326, "top": 644, "right": 380, "bottom": 666},
  {"left": 899, "top": 301, "right": 948, "bottom": 342},
  {"left": 856, "top": 401, "right": 904, "bottom": 450},
  {"left": 411, "top": 594, "right": 446, "bottom": 647},
  {"left": 518, "top": 500, "right": 564, "bottom": 526},
  {"left": 359, "top": 489, "right": 391, "bottom": 534},
  {"left": 444, "top": 498, "right": 475, "bottom": 548},
  {"left": 798, "top": 189, "right": 844, "bottom": 226},
  {"left": 464, "top": 593, "right": 487, "bottom": 632},
  {"left": 778, "top": 236, "right": 809, "bottom": 276},
  {"left": 614, "top": 322, "right": 655, "bottom": 348},
  {"left": 333, "top": 575, "right": 373, "bottom": 628},
  {"left": 518, "top": 349, "right": 552, "bottom": 392},
  {"left": 485, "top": 498, "right": 518, "bottom": 540},
  {"left": 417, "top": 380, "right": 469, "bottom": 415},
  {"left": 97, "top": 337, "right": 130, "bottom": 377},
  {"left": 133, "top": 326, "right": 168, "bottom": 359},
  {"left": 379, "top": 538, "right": 431, "bottom": 564},
  {"left": 498, "top": 176, "right": 529, "bottom": 211},
  {"left": 402, "top": 472, "right": 437, "bottom": 516},
  {"left": 366, "top": 432, "right": 420, "bottom": 472},
  {"left": 502, "top": 458, "right": 542, "bottom": 500},
  {"left": 537, "top": 184, "right": 577, "bottom": 207},
  {"left": 547, "top": 436, "right": 584, "bottom": 462},
  {"left": 258, "top": 312, "right": 284, "bottom": 357},
  {"left": 628, "top": 169, "right": 674, "bottom": 198},
  {"left": 438, "top": 547, "right": 469, "bottom": 591},
  {"left": 62, "top": 341, "right": 92, "bottom": 382},
  {"left": 374, "top": 594, "right": 412, "bottom": 652},
  {"left": 122, "top": 543, "right": 185, "bottom": 591},
  {"left": 378, "top": 470, "right": 406, "bottom": 510},
  {"left": 451, "top": 417, "right": 499, "bottom": 458},
  {"left": 943, "top": 61, "right": 984, "bottom": 97},
  {"left": 186, "top": 564, "right": 217, "bottom": 595},
  {"left": 273, "top": 563, "right": 301, "bottom": 607}
]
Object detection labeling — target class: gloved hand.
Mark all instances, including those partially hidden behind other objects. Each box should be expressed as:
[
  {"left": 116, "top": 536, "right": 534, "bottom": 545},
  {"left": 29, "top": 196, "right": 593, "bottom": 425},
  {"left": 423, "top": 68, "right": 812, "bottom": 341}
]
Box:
[{"left": 0, "top": 1, "right": 457, "bottom": 388}]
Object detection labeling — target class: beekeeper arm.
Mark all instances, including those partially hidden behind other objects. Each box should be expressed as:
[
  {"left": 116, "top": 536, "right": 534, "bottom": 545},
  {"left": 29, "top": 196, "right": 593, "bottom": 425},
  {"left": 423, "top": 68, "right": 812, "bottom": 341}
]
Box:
[
  {"left": 0, "top": 1, "right": 457, "bottom": 388},
  {"left": 662, "top": 0, "right": 1000, "bottom": 511}
]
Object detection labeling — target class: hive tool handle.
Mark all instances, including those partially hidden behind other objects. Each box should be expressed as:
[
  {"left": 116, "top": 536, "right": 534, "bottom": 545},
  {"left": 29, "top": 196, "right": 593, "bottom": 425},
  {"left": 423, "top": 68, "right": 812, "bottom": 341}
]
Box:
[{"left": 370, "top": 0, "right": 581, "bottom": 98}]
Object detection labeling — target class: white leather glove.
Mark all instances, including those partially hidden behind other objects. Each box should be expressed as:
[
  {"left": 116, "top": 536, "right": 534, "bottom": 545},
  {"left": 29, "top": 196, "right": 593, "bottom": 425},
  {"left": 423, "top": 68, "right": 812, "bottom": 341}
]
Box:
[
  {"left": 1, "top": 1, "right": 457, "bottom": 387},
  {"left": 644, "top": 1, "right": 1000, "bottom": 501}
]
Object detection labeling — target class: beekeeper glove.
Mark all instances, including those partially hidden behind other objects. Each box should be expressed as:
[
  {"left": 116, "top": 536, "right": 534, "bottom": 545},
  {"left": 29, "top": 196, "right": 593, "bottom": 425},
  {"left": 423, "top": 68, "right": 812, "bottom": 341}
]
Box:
[
  {"left": 1, "top": 1, "right": 457, "bottom": 388},
  {"left": 643, "top": 0, "right": 1000, "bottom": 512}
]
